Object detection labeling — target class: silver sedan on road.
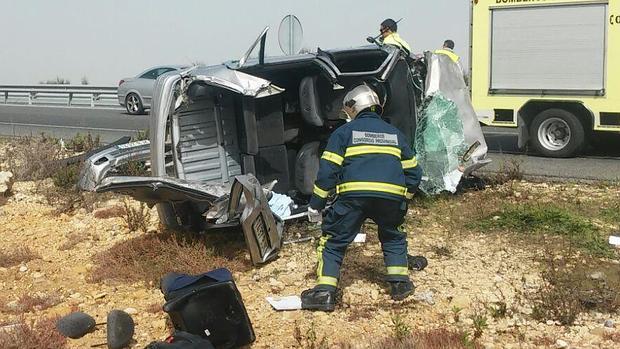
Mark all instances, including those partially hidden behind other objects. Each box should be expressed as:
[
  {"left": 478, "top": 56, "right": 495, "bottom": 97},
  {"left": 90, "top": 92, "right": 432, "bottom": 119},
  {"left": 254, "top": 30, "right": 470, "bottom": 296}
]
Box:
[{"left": 118, "top": 65, "right": 188, "bottom": 114}]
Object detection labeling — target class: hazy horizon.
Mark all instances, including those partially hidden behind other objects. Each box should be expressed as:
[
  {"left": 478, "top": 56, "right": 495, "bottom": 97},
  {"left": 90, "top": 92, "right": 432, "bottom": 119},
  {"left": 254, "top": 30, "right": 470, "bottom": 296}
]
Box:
[{"left": 0, "top": 0, "right": 470, "bottom": 85}]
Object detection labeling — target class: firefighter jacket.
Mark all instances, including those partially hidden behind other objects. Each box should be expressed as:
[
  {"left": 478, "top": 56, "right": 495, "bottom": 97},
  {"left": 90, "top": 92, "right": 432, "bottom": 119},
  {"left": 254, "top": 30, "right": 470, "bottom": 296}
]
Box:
[
  {"left": 382, "top": 32, "right": 411, "bottom": 56},
  {"left": 309, "top": 111, "right": 422, "bottom": 210}
]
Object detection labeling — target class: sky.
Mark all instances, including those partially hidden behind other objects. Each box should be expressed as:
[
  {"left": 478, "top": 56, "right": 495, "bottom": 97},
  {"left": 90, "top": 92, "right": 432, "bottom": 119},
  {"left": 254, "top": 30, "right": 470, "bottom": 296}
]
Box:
[{"left": 0, "top": 0, "right": 470, "bottom": 85}]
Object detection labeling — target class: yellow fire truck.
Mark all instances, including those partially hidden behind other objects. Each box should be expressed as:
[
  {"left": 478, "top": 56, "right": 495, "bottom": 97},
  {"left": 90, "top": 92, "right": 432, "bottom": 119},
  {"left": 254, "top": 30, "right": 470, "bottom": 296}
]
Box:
[{"left": 471, "top": 0, "right": 619, "bottom": 157}]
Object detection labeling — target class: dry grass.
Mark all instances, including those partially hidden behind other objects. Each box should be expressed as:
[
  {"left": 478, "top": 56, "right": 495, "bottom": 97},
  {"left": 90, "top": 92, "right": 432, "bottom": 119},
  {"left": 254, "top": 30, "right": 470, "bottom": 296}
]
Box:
[
  {"left": 604, "top": 331, "right": 620, "bottom": 343},
  {"left": 338, "top": 329, "right": 481, "bottom": 349},
  {"left": 93, "top": 205, "right": 125, "bottom": 219},
  {"left": 0, "top": 247, "right": 40, "bottom": 268},
  {"left": 0, "top": 293, "right": 62, "bottom": 314},
  {"left": 122, "top": 199, "right": 152, "bottom": 233},
  {"left": 58, "top": 232, "right": 90, "bottom": 251},
  {"left": 5, "top": 135, "right": 62, "bottom": 181},
  {"left": 145, "top": 302, "right": 163, "bottom": 314},
  {"left": 0, "top": 316, "right": 67, "bottom": 349},
  {"left": 89, "top": 231, "right": 251, "bottom": 285},
  {"left": 532, "top": 257, "right": 620, "bottom": 325}
]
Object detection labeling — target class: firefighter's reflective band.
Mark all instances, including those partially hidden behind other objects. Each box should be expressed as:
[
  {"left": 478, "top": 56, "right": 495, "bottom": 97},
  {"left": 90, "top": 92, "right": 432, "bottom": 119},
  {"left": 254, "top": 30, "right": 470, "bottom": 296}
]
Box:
[
  {"left": 313, "top": 185, "right": 329, "bottom": 199},
  {"left": 317, "top": 276, "right": 338, "bottom": 287},
  {"left": 352, "top": 131, "right": 398, "bottom": 146},
  {"left": 317, "top": 235, "right": 338, "bottom": 287},
  {"left": 435, "top": 49, "right": 460, "bottom": 63},
  {"left": 337, "top": 182, "right": 407, "bottom": 196},
  {"left": 345, "top": 145, "right": 401, "bottom": 159},
  {"left": 401, "top": 157, "right": 418, "bottom": 169},
  {"left": 387, "top": 266, "right": 409, "bottom": 275},
  {"left": 321, "top": 151, "right": 344, "bottom": 166}
]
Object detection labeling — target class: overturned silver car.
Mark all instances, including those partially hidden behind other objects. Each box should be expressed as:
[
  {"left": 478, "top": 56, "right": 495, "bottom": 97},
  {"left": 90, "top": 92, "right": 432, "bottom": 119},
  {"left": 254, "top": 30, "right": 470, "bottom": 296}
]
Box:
[{"left": 79, "top": 28, "right": 488, "bottom": 265}]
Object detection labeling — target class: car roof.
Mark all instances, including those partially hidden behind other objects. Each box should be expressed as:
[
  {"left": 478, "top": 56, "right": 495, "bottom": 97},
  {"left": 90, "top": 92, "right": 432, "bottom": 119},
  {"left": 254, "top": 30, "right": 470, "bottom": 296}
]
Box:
[
  {"left": 222, "top": 45, "right": 388, "bottom": 69},
  {"left": 136, "top": 65, "right": 189, "bottom": 76}
]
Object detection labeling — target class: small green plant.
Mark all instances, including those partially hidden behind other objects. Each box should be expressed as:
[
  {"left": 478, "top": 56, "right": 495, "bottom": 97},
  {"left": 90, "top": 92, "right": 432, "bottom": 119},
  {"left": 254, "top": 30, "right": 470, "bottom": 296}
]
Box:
[
  {"left": 133, "top": 129, "right": 150, "bottom": 141},
  {"left": 487, "top": 301, "right": 507, "bottom": 319},
  {"left": 293, "top": 321, "right": 328, "bottom": 349},
  {"left": 122, "top": 199, "right": 152, "bottom": 233},
  {"left": 471, "top": 313, "right": 488, "bottom": 339},
  {"left": 115, "top": 160, "right": 149, "bottom": 177},
  {"left": 451, "top": 306, "right": 463, "bottom": 323},
  {"left": 52, "top": 164, "right": 79, "bottom": 189},
  {"left": 390, "top": 313, "right": 411, "bottom": 341},
  {"left": 66, "top": 133, "right": 100, "bottom": 153}
]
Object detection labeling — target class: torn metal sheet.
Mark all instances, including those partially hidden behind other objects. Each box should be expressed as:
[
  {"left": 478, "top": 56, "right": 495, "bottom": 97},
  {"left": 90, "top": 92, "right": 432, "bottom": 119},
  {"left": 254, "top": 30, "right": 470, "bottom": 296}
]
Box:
[
  {"left": 78, "top": 140, "right": 151, "bottom": 192},
  {"left": 95, "top": 176, "right": 230, "bottom": 207},
  {"left": 191, "top": 68, "right": 284, "bottom": 99},
  {"left": 425, "top": 52, "right": 489, "bottom": 175}
]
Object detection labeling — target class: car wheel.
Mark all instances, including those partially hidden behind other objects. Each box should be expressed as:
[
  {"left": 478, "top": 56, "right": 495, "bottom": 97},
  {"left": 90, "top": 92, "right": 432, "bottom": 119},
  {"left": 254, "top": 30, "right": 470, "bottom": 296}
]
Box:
[
  {"left": 529, "top": 108, "right": 585, "bottom": 158},
  {"left": 125, "top": 93, "right": 144, "bottom": 115}
]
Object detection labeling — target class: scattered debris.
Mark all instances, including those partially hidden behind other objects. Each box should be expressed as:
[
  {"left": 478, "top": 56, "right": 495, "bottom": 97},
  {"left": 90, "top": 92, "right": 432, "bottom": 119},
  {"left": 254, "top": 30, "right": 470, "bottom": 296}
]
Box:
[
  {"left": 0, "top": 171, "right": 14, "bottom": 197},
  {"left": 266, "top": 296, "right": 302, "bottom": 311}
]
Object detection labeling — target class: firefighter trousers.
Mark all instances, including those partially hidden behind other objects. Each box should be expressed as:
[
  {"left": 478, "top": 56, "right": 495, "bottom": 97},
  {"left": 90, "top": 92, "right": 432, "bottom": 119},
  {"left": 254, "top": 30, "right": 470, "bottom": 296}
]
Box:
[{"left": 316, "top": 196, "right": 409, "bottom": 289}]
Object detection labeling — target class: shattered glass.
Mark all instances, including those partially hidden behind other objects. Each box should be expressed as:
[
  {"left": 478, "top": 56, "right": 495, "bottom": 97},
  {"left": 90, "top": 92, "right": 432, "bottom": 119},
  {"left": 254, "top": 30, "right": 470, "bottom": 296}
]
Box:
[{"left": 414, "top": 93, "right": 468, "bottom": 195}]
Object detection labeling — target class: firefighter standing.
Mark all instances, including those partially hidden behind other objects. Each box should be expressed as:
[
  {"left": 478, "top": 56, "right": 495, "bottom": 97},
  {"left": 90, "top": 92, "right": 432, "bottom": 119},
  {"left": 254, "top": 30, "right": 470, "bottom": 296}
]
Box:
[
  {"left": 435, "top": 39, "right": 466, "bottom": 78},
  {"left": 379, "top": 18, "right": 411, "bottom": 56},
  {"left": 301, "top": 85, "right": 422, "bottom": 312}
]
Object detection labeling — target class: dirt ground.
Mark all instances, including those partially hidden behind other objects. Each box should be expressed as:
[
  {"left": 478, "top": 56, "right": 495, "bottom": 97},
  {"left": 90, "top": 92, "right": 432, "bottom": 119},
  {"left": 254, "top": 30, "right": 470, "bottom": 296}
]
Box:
[{"left": 0, "top": 178, "right": 619, "bottom": 349}]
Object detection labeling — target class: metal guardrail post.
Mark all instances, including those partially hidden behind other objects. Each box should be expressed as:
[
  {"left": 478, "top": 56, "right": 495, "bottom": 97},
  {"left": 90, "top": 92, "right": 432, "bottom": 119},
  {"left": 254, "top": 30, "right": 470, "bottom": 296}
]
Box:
[
  {"left": 68, "top": 92, "right": 73, "bottom": 106},
  {"left": 28, "top": 92, "right": 34, "bottom": 105},
  {"left": 3, "top": 92, "right": 6, "bottom": 104}
]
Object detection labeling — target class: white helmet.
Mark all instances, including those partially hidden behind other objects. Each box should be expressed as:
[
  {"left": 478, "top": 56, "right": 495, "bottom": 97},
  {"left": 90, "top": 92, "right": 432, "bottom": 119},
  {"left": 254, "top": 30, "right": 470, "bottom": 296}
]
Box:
[{"left": 342, "top": 84, "right": 383, "bottom": 119}]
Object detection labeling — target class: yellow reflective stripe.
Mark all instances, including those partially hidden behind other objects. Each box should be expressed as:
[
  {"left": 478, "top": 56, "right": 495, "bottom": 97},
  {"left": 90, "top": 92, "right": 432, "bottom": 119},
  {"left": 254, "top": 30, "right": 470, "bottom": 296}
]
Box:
[
  {"left": 435, "top": 49, "right": 460, "bottom": 63},
  {"left": 337, "top": 182, "right": 407, "bottom": 197},
  {"left": 317, "top": 276, "right": 339, "bottom": 287},
  {"left": 321, "top": 151, "right": 344, "bottom": 166},
  {"left": 313, "top": 185, "right": 329, "bottom": 199},
  {"left": 317, "top": 235, "right": 337, "bottom": 286},
  {"left": 345, "top": 145, "right": 401, "bottom": 159},
  {"left": 387, "top": 266, "right": 409, "bottom": 276},
  {"left": 401, "top": 157, "right": 418, "bottom": 169}
]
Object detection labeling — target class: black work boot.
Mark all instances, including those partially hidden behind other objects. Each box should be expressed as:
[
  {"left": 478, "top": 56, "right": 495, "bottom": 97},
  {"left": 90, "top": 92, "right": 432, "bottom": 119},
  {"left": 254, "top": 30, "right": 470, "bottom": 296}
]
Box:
[
  {"left": 389, "top": 280, "right": 415, "bottom": 301},
  {"left": 301, "top": 287, "right": 340, "bottom": 312}
]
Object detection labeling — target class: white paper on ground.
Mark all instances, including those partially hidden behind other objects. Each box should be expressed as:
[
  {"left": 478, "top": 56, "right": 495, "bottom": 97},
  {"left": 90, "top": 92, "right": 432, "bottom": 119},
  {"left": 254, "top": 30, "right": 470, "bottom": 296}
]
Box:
[
  {"left": 609, "top": 235, "right": 620, "bottom": 246},
  {"left": 354, "top": 233, "right": 367, "bottom": 243},
  {"left": 266, "top": 296, "right": 302, "bottom": 311},
  {"left": 443, "top": 169, "right": 464, "bottom": 193}
]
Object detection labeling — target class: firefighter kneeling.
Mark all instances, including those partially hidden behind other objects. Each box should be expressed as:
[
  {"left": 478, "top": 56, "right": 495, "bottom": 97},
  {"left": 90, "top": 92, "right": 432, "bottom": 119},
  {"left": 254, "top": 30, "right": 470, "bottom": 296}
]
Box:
[{"left": 301, "top": 84, "right": 422, "bottom": 312}]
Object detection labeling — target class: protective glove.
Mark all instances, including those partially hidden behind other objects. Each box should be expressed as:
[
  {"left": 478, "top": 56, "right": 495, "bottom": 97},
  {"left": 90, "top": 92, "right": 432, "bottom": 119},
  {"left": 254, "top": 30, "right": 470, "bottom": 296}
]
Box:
[{"left": 307, "top": 207, "right": 322, "bottom": 223}]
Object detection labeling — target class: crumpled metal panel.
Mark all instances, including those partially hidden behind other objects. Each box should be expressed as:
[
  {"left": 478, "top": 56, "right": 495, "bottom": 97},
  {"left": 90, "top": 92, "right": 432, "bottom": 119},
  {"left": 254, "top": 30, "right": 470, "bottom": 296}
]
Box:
[
  {"left": 425, "top": 53, "right": 489, "bottom": 175},
  {"left": 191, "top": 67, "right": 284, "bottom": 98},
  {"left": 95, "top": 176, "right": 230, "bottom": 207}
]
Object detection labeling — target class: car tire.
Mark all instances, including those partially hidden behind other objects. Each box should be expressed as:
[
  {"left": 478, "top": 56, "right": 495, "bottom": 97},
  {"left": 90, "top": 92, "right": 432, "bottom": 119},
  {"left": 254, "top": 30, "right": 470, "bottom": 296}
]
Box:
[
  {"left": 529, "top": 108, "right": 585, "bottom": 158},
  {"left": 125, "top": 93, "right": 144, "bottom": 115}
]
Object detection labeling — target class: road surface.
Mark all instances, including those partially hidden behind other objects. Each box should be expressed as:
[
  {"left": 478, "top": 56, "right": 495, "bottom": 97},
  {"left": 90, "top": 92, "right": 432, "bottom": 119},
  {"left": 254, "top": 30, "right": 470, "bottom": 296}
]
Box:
[{"left": 1, "top": 105, "right": 619, "bottom": 182}]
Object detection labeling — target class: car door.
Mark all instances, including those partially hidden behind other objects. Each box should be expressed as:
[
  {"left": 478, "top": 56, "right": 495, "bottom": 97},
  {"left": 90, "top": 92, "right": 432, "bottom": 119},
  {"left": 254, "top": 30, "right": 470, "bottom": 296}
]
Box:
[{"left": 134, "top": 67, "right": 177, "bottom": 106}]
